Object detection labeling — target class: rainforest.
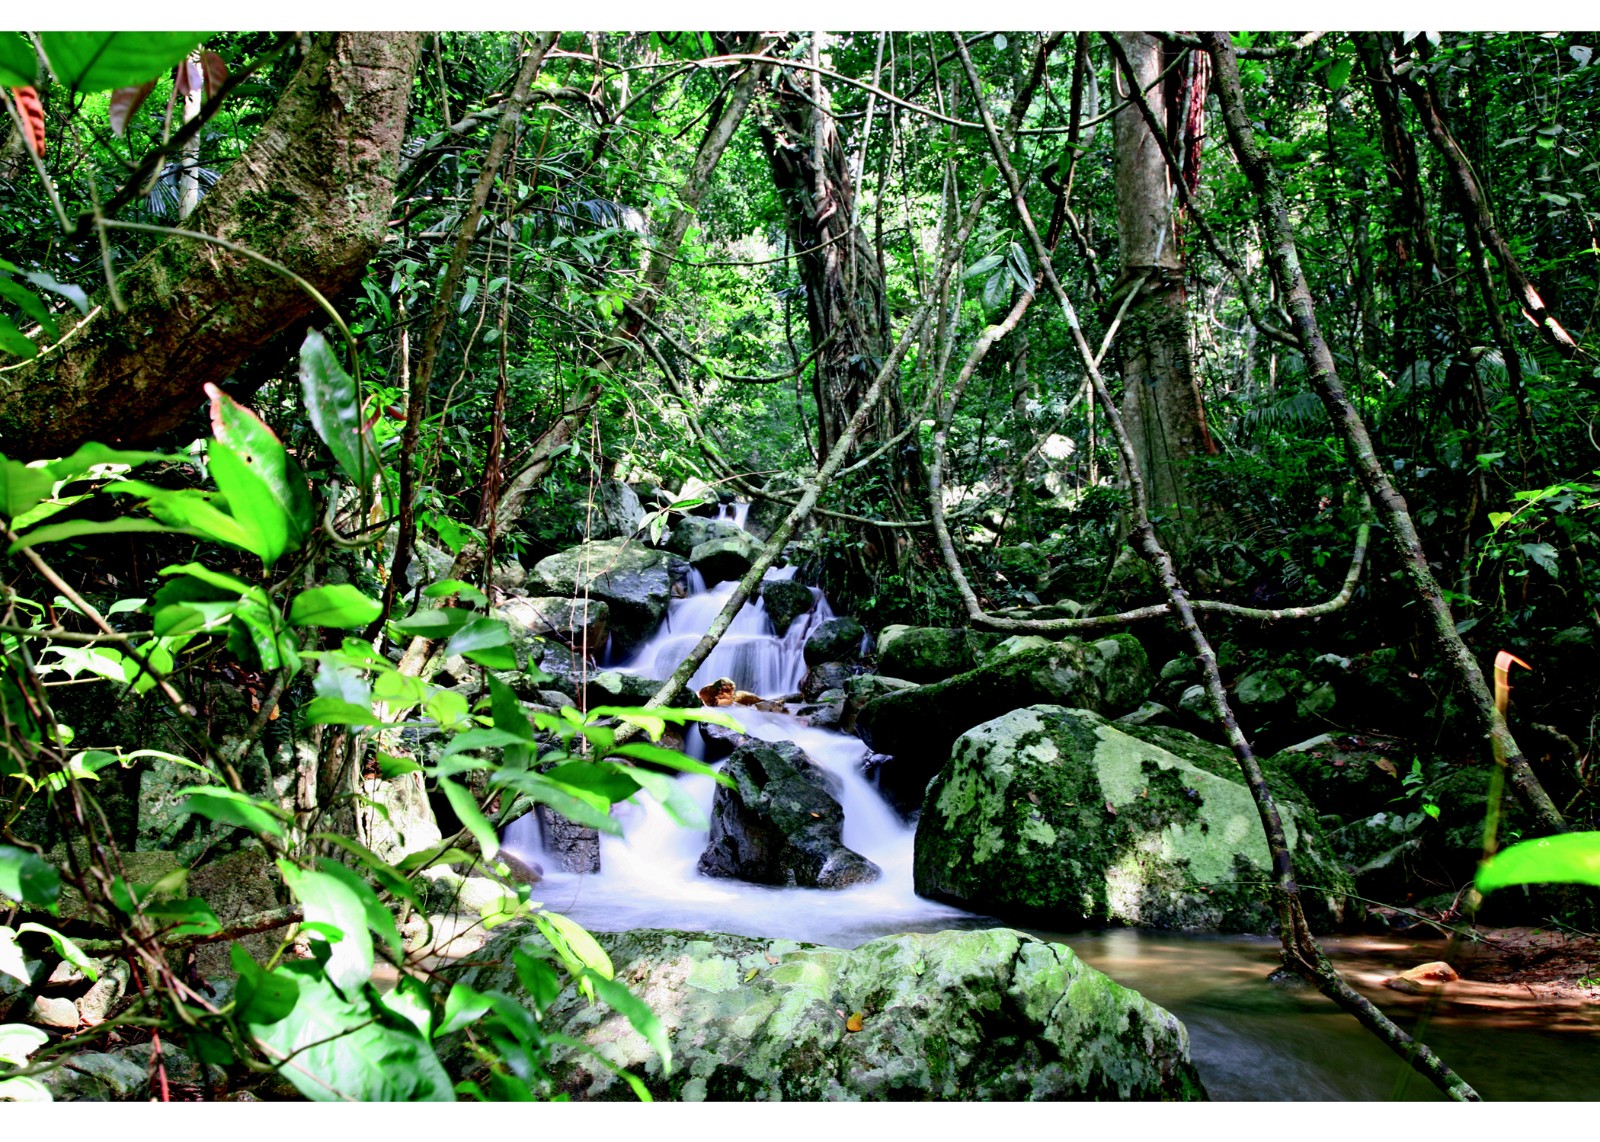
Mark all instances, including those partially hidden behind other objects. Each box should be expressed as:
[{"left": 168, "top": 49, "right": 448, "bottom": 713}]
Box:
[{"left": 0, "top": 29, "right": 1598, "bottom": 1104}]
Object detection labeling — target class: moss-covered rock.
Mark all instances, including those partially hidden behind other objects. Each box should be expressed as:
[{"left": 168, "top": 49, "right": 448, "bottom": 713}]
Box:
[
  {"left": 876, "top": 626, "right": 1001, "bottom": 684},
  {"left": 690, "top": 532, "right": 764, "bottom": 586},
  {"left": 855, "top": 635, "right": 1153, "bottom": 800},
  {"left": 531, "top": 539, "right": 689, "bottom": 654},
  {"left": 698, "top": 740, "right": 880, "bottom": 889},
  {"left": 446, "top": 925, "right": 1206, "bottom": 1101},
  {"left": 760, "top": 578, "right": 815, "bottom": 635},
  {"left": 803, "top": 617, "right": 866, "bottom": 666},
  {"left": 913, "top": 706, "right": 1349, "bottom": 933},
  {"left": 583, "top": 670, "right": 690, "bottom": 709},
  {"left": 497, "top": 596, "right": 609, "bottom": 655},
  {"left": 665, "top": 516, "right": 743, "bottom": 557}
]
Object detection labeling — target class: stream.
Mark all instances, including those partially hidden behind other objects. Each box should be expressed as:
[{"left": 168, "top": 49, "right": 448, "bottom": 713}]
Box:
[{"left": 504, "top": 506, "right": 1600, "bottom": 1101}]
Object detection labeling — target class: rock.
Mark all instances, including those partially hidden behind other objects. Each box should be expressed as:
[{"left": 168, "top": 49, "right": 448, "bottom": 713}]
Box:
[
  {"left": 743, "top": 496, "right": 790, "bottom": 542},
  {"left": 404, "top": 540, "right": 456, "bottom": 590},
  {"left": 445, "top": 926, "right": 1206, "bottom": 1101},
  {"left": 980, "top": 634, "right": 1055, "bottom": 667},
  {"left": 698, "top": 721, "right": 752, "bottom": 762},
  {"left": 1385, "top": 962, "right": 1460, "bottom": 994},
  {"left": 1235, "top": 670, "right": 1290, "bottom": 708},
  {"left": 186, "top": 848, "right": 283, "bottom": 982},
  {"left": 877, "top": 627, "right": 997, "bottom": 684},
  {"left": 1176, "top": 684, "right": 1215, "bottom": 725},
  {"left": 359, "top": 770, "right": 443, "bottom": 863},
  {"left": 803, "top": 617, "right": 866, "bottom": 667},
  {"left": 855, "top": 635, "right": 1153, "bottom": 800},
  {"left": 665, "top": 516, "right": 742, "bottom": 557},
  {"left": 581, "top": 480, "right": 645, "bottom": 541},
  {"left": 801, "top": 661, "right": 854, "bottom": 702},
  {"left": 584, "top": 670, "right": 689, "bottom": 709},
  {"left": 47, "top": 844, "right": 180, "bottom": 922},
  {"left": 995, "top": 544, "right": 1049, "bottom": 587},
  {"left": 1157, "top": 655, "right": 1199, "bottom": 697},
  {"left": 497, "top": 596, "right": 609, "bottom": 656},
  {"left": 697, "top": 740, "right": 881, "bottom": 889},
  {"left": 1269, "top": 735, "right": 1412, "bottom": 822},
  {"left": 531, "top": 539, "right": 689, "bottom": 655},
  {"left": 914, "top": 706, "right": 1350, "bottom": 933},
  {"left": 673, "top": 476, "right": 721, "bottom": 518},
  {"left": 1117, "top": 702, "right": 1175, "bottom": 727},
  {"left": 76, "top": 959, "right": 130, "bottom": 1026},
  {"left": 27, "top": 995, "right": 78, "bottom": 1030},
  {"left": 689, "top": 533, "right": 765, "bottom": 586},
  {"left": 39, "top": 1049, "right": 151, "bottom": 1100},
  {"left": 491, "top": 559, "right": 527, "bottom": 591},
  {"left": 697, "top": 677, "right": 737, "bottom": 707},
  {"left": 537, "top": 806, "right": 601, "bottom": 873},
  {"left": 759, "top": 578, "right": 815, "bottom": 635}
]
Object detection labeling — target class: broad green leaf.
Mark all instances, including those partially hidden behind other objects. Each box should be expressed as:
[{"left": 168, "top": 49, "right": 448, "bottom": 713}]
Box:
[
  {"left": 21, "top": 269, "right": 89, "bottom": 315},
  {"left": 0, "top": 927, "right": 31, "bottom": 991},
  {"left": 276, "top": 861, "right": 372, "bottom": 994},
  {"left": 310, "top": 834, "right": 422, "bottom": 913},
  {"left": 39, "top": 32, "right": 207, "bottom": 92},
  {"left": 0, "top": 33, "right": 37, "bottom": 86},
  {"left": 313, "top": 857, "right": 402, "bottom": 961},
  {"left": 159, "top": 561, "right": 264, "bottom": 605},
  {"left": 8, "top": 516, "right": 184, "bottom": 552},
  {"left": 438, "top": 983, "right": 493, "bottom": 1037},
  {"left": 0, "top": 278, "right": 56, "bottom": 339},
  {"left": 206, "top": 383, "right": 313, "bottom": 563},
  {"left": 626, "top": 768, "right": 708, "bottom": 830},
  {"left": 179, "top": 787, "right": 288, "bottom": 837},
  {"left": 122, "top": 484, "right": 261, "bottom": 553},
  {"left": 377, "top": 974, "right": 433, "bottom": 1040},
  {"left": 0, "top": 315, "right": 37, "bottom": 359},
  {"left": 533, "top": 911, "right": 612, "bottom": 980},
  {"left": 444, "top": 617, "right": 511, "bottom": 658},
  {"left": 1477, "top": 831, "right": 1600, "bottom": 892},
  {"left": 513, "top": 947, "right": 562, "bottom": 1008},
  {"left": 438, "top": 776, "right": 498, "bottom": 860},
  {"left": 290, "top": 584, "right": 383, "bottom": 629},
  {"left": 487, "top": 675, "right": 534, "bottom": 741},
  {"left": 390, "top": 607, "right": 475, "bottom": 637},
  {"left": 423, "top": 579, "right": 487, "bottom": 606},
  {"left": 609, "top": 742, "right": 732, "bottom": 785},
  {"left": 492, "top": 771, "right": 621, "bottom": 836},
  {"left": 142, "top": 897, "right": 221, "bottom": 939},
  {"left": 16, "top": 923, "right": 98, "bottom": 982},
  {"left": 0, "top": 1076, "right": 51, "bottom": 1102},
  {"left": 463, "top": 646, "right": 517, "bottom": 670},
  {"left": 0, "top": 458, "right": 58, "bottom": 523},
  {"left": 438, "top": 727, "right": 534, "bottom": 760},
  {"left": 543, "top": 761, "right": 640, "bottom": 803},
  {"left": 302, "top": 697, "right": 386, "bottom": 727},
  {"left": 1328, "top": 58, "right": 1353, "bottom": 91},
  {"left": 0, "top": 845, "right": 60, "bottom": 908},
  {"left": 231, "top": 944, "right": 298, "bottom": 1026},
  {"left": 298, "top": 329, "right": 380, "bottom": 487},
  {"left": 0, "top": 1023, "right": 49, "bottom": 1066}
]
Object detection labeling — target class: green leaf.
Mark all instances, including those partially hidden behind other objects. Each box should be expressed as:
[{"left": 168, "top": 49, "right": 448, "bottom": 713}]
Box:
[
  {"left": 463, "top": 645, "right": 517, "bottom": 670},
  {"left": 0, "top": 1076, "right": 52, "bottom": 1102},
  {"left": 310, "top": 833, "right": 422, "bottom": 914},
  {"left": 142, "top": 897, "right": 221, "bottom": 939},
  {"left": 533, "top": 911, "right": 612, "bottom": 980},
  {"left": 206, "top": 383, "right": 313, "bottom": 564},
  {"left": 437, "top": 983, "right": 494, "bottom": 1038},
  {"left": 444, "top": 617, "right": 511, "bottom": 658},
  {"left": 438, "top": 777, "right": 498, "bottom": 861},
  {"left": 231, "top": 944, "right": 299, "bottom": 1026},
  {"left": 0, "top": 1023, "right": 50, "bottom": 1066},
  {"left": 302, "top": 697, "right": 387, "bottom": 727},
  {"left": 0, "top": 457, "right": 58, "bottom": 523},
  {"left": 626, "top": 768, "right": 707, "bottom": 830},
  {"left": 124, "top": 484, "right": 262, "bottom": 552},
  {"left": 290, "top": 584, "right": 383, "bottom": 629},
  {"left": 438, "top": 727, "right": 532, "bottom": 760},
  {"left": 1518, "top": 541, "right": 1560, "bottom": 577},
  {"left": 492, "top": 771, "right": 621, "bottom": 836},
  {"left": 276, "top": 862, "right": 372, "bottom": 993},
  {"left": 512, "top": 949, "right": 561, "bottom": 1008},
  {"left": 0, "top": 845, "right": 60, "bottom": 908},
  {"left": 313, "top": 858, "right": 403, "bottom": 961},
  {"left": 0, "top": 33, "right": 37, "bottom": 86},
  {"left": 1477, "top": 831, "right": 1600, "bottom": 892},
  {"left": 16, "top": 922, "right": 98, "bottom": 982},
  {"left": 39, "top": 32, "right": 206, "bottom": 92},
  {"left": 179, "top": 787, "right": 288, "bottom": 837},
  {"left": 0, "top": 278, "right": 57, "bottom": 339},
  {"left": 487, "top": 675, "right": 533, "bottom": 741},
  {"left": 1327, "top": 58, "right": 1353, "bottom": 91},
  {"left": 7, "top": 516, "right": 185, "bottom": 552},
  {"left": 0, "top": 315, "right": 38, "bottom": 360},
  {"left": 298, "top": 329, "right": 381, "bottom": 487},
  {"left": 423, "top": 579, "right": 487, "bottom": 606},
  {"left": 21, "top": 270, "right": 89, "bottom": 315},
  {"left": 390, "top": 607, "right": 475, "bottom": 637},
  {"left": 543, "top": 761, "right": 639, "bottom": 803}
]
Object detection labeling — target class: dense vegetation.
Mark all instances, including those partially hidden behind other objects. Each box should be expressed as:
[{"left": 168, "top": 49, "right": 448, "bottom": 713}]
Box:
[{"left": 0, "top": 30, "right": 1597, "bottom": 1103}]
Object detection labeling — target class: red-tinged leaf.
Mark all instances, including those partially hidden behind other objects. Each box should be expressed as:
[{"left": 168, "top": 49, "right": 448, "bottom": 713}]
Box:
[
  {"left": 174, "top": 56, "right": 202, "bottom": 98},
  {"left": 108, "top": 81, "right": 155, "bottom": 137},
  {"left": 11, "top": 86, "right": 44, "bottom": 158},
  {"left": 200, "top": 50, "right": 227, "bottom": 100}
]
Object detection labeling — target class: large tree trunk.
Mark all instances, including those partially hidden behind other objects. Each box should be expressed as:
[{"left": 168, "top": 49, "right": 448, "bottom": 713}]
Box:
[
  {"left": 1110, "top": 33, "right": 1216, "bottom": 552},
  {"left": 0, "top": 32, "right": 423, "bottom": 458}
]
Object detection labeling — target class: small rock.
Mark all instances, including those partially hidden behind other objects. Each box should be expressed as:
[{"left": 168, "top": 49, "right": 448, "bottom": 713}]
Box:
[
  {"left": 697, "top": 677, "right": 737, "bottom": 707},
  {"left": 1385, "top": 961, "right": 1460, "bottom": 993},
  {"left": 28, "top": 995, "right": 79, "bottom": 1030}
]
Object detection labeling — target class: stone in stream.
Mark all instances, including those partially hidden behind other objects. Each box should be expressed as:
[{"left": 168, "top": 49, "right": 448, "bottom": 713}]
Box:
[
  {"left": 530, "top": 538, "right": 689, "bottom": 656},
  {"left": 443, "top": 925, "right": 1206, "bottom": 1101},
  {"left": 802, "top": 616, "right": 866, "bottom": 667},
  {"left": 875, "top": 625, "right": 1001, "bottom": 684},
  {"left": 854, "top": 634, "right": 1153, "bottom": 805},
  {"left": 496, "top": 596, "right": 609, "bottom": 656},
  {"left": 800, "top": 660, "right": 855, "bottom": 702},
  {"left": 697, "top": 676, "right": 737, "bottom": 706},
  {"left": 913, "top": 705, "right": 1350, "bottom": 933},
  {"left": 664, "top": 515, "right": 742, "bottom": 557},
  {"left": 689, "top": 532, "right": 764, "bottom": 586},
  {"left": 758, "top": 577, "right": 815, "bottom": 635},
  {"left": 697, "top": 740, "right": 880, "bottom": 890}
]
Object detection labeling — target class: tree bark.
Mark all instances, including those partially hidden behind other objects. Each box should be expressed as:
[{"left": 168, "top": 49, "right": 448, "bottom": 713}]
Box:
[{"left": 0, "top": 32, "right": 424, "bottom": 458}]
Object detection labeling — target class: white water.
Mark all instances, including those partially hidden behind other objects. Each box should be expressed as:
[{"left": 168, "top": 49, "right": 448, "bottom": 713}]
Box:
[{"left": 504, "top": 503, "right": 974, "bottom": 947}]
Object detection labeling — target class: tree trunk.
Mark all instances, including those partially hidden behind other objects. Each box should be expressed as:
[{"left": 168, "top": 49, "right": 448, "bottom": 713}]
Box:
[
  {"left": 1110, "top": 34, "right": 1216, "bottom": 552},
  {"left": 0, "top": 32, "right": 423, "bottom": 458}
]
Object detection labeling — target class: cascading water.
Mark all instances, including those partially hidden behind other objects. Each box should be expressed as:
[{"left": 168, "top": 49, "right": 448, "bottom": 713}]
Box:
[{"left": 504, "top": 503, "right": 975, "bottom": 947}]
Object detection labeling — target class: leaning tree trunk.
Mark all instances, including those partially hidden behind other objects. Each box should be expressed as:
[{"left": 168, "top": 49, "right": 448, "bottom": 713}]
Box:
[
  {"left": 0, "top": 32, "right": 423, "bottom": 457},
  {"left": 1109, "top": 33, "right": 1217, "bottom": 554}
]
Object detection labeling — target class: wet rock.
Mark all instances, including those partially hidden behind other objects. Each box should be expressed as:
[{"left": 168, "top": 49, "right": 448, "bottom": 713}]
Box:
[
  {"left": 801, "top": 660, "right": 854, "bottom": 702},
  {"left": 979, "top": 634, "right": 1054, "bottom": 667},
  {"left": 877, "top": 626, "right": 997, "bottom": 684},
  {"left": 673, "top": 477, "right": 722, "bottom": 518},
  {"left": 856, "top": 635, "right": 1153, "bottom": 800},
  {"left": 581, "top": 479, "right": 645, "bottom": 541},
  {"left": 698, "top": 721, "right": 752, "bottom": 762},
  {"left": 797, "top": 698, "right": 845, "bottom": 731},
  {"left": 404, "top": 540, "right": 456, "bottom": 590},
  {"left": 27, "top": 994, "right": 78, "bottom": 1030},
  {"left": 584, "top": 670, "right": 689, "bottom": 709},
  {"left": 1176, "top": 684, "right": 1216, "bottom": 726},
  {"left": 1385, "top": 961, "right": 1459, "bottom": 993},
  {"left": 914, "top": 705, "right": 1349, "bottom": 933},
  {"left": 697, "top": 740, "right": 880, "bottom": 889},
  {"left": 690, "top": 533, "right": 764, "bottom": 586},
  {"left": 759, "top": 578, "right": 814, "bottom": 635},
  {"left": 496, "top": 596, "right": 609, "bottom": 656},
  {"left": 445, "top": 926, "right": 1206, "bottom": 1101},
  {"left": 743, "top": 496, "right": 790, "bottom": 542},
  {"left": 803, "top": 617, "right": 866, "bottom": 667},
  {"left": 76, "top": 959, "right": 131, "bottom": 1026},
  {"left": 665, "top": 516, "right": 742, "bottom": 557},
  {"left": 39, "top": 1049, "right": 151, "bottom": 1100},
  {"left": 531, "top": 539, "right": 689, "bottom": 655},
  {"left": 537, "top": 807, "right": 601, "bottom": 874},
  {"left": 360, "top": 770, "right": 442, "bottom": 863},
  {"left": 697, "top": 677, "right": 737, "bottom": 706}
]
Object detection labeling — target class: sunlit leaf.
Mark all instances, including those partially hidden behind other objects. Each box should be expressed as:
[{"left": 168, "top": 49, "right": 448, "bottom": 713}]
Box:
[{"left": 1477, "top": 831, "right": 1600, "bottom": 892}]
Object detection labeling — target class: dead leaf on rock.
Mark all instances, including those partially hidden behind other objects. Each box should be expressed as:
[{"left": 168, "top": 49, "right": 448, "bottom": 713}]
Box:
[{"left": 845, "top": 1012, "right": 864, "bottom": 1032}]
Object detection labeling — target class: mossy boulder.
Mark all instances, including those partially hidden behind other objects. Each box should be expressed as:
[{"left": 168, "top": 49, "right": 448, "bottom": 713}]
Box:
[
  {"left": 583, "top": 670, "right": 691, "bottom": 709},
  {"left": 855, "top": 635, "right": 1153, "bottom": 801},
  {"left": 531, "top": 538, "right": 689, "bottom": 655},
  {"left": 759, "top": 578, "right": 815, "bottom": 635},
  {"left": 698, "top": 740, "right": 880, "bottom": 889},
  {"left": 665, "top": 516, "right": 743, "bottom": 557},
  {"left": 447, "top": 926, "right": 1206, "bottom": 1101},
  {"left": 803, "top": 617, "right": 866, "bottom": 666},
  {"left": 914, "top": 706, "right": 1349, "bottom": 933},
  {"left": 496, "top": 596, "right": 609, "bottom": 655},
  {"left": 876, "top": 626, "right": 1001, "bottom": 684},
  {"left": 690, "top": 532, "right": 764, "bottom": 586}
]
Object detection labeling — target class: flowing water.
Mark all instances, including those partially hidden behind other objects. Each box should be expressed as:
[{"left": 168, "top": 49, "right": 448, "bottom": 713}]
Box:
[{"left": 503, "top": 504, "right": 1600, "bottom": 1100}]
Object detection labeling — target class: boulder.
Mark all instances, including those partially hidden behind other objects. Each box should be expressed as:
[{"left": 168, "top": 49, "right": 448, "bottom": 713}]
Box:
[
  {"left": 698, "top": 721, "right": 752, "bottom": 762},
  {"left": 856, "top": 635, "right": 1153, "bottom": 799},
  {"left": 801, "top": 661, "right": 855, "bottom": 702},
  {"left": 689, "top": 532, "right": 764, "bottom": 586},
  {"left": 359, "top": 770, "right": 443, "bottom": 864},
  {"left": 802, "top": 617, "right": 866, "bottom": 667},
  {"left": 536, "top": 806, "right": 601, "bottom": 874},
  {"left": 697, "top": 740, "right": 880, "bottom": 889},
  {"left": 697, "top": 677, "right": 737, "bottom": 707},
  {"left": 914, "top": 706, "right": 1350, "bottom": 933},
  {"left": 583, "top": 670, "right": 690, "bottom": 709},
  {"left": 759, "top": 578, "right": 815, "bottom": 635},
  {"left": 491, "top": 559, "right": 527, "bottom": 591},
  {"left": 446, "top": 926, "right": 1206, "bottom": 1101},
  {"left": 743, "top": 496, "right": 790, "bottom": 542},
  {"left": 404, "top": 540, "right": 455, "bottom": 590},
  {"left": 497, "top": 596, "right": 609, "bottom": 656},
  {"left": 876, "top": 627, "right": 998, "bottom": 684},
  {"left": 186, "top": 848, "right": 283, "bottom": 981},
  {"left": 665, "top": 516, "right": 742, "bottom": 557},
  {"left": 981, "top": 634, "right": 1055, "bottom": 666},
  {"left": 531, "top": 539, "right": 689, "bottom": 655},
  {"left": 581, "top": 479, "right": 645, "bottom": 541}
]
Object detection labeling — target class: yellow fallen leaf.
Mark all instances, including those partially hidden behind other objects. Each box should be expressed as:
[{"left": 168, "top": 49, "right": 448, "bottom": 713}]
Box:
[
  {"left": 845, "top": 1012, "right": 864, "bottom": 1033},
  {"left": 1374, "top": 757, "right": 1397, "bottom": 778},
  {"left": 744, "top": 967, "right": 759, "bottom": 982}
]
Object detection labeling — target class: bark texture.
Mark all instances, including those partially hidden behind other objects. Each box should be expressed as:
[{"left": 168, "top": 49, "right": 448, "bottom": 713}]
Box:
[{"left": 0, "top": 32, "right": 423, "bottom": 458}]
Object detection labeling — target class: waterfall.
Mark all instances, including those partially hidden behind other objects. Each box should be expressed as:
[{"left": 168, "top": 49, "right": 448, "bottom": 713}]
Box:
[{"left": 503, "top": 504, "right": 974, "bottom": 947}]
